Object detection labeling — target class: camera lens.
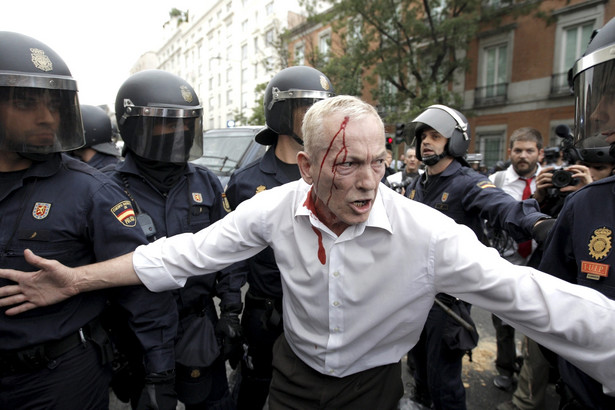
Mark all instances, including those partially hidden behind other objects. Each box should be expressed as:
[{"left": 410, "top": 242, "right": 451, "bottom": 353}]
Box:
[{"left": 551, "top": 169, "right": 575, "bottom": 188}]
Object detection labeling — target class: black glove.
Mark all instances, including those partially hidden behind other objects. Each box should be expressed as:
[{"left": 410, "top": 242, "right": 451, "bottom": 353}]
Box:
[
  {"left": 532, "top": 217, "right": 557, "bottom": 245},
  {"left": 215, "top": 303, "right": 244, "bottom": 369},
  {"left": 135, "top": 370, "right": 177, "bottom": 410}
]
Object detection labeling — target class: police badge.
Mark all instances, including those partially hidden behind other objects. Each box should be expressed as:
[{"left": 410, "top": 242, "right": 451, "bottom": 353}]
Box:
[
  {"left": 30, "top": 48, "right": 53, "bottom": 72},
  {"left": 588, "top": 227, "right": 612, "bottom": 260}
]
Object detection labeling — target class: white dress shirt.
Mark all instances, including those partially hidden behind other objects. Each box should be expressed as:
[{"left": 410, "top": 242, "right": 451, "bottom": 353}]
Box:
[{"left": 134, "top": 179, "right": 615, "bottom": 394}]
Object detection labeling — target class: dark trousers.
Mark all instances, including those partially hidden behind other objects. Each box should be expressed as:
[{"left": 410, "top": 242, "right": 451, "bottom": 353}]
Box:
[
  {"left": 492, "top": 314, "right": 517, "bottom": 377},
  {"left": 237, "top": 304, "right": 283, "bottom": 410},
  {"left": 0, "top": 342, "right": 111, "bottom": 410},
  {"left": 268, "top": 335, "right": 403, "bottom": 410},
  {"left": 411, "top": 303, "right": 467, "bottom": 410}
]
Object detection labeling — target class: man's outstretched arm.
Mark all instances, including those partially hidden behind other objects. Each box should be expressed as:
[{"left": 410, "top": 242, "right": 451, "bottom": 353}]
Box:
[{"left": 0, "top": 249, "right": 140, "bottom": 315}]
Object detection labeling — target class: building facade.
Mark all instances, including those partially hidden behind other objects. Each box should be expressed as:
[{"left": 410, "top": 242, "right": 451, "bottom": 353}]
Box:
[
  {"left": 132, "top": 0, "right": 304, "bottom": 129},
  {"left": 285, "top": 0, "right": 614, "bottom": 168}
]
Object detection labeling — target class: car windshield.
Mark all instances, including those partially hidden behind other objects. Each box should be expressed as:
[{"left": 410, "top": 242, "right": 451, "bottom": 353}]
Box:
[{"left": 196, "top": 130, "right": 255, "bottom": 174}]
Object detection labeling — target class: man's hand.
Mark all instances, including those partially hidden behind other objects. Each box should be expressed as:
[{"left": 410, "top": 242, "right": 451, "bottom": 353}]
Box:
[{"left": 0, "top": 249, "right": 79, "bottom": 315}]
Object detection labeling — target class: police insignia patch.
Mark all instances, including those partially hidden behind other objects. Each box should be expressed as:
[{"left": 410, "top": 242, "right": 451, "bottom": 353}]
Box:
[
  {"left": 477, "top": 181, "right": 496, "bottom": 189},
  {"left": 30, "top": 48, "right": 53, "bottom": 72},
  {"left": 222, "top": 193, "right": 231, "bottom": 213},
  {"left": 409, "top": 189, "right": 416, "bottom": 200},
  {"left": 255, "top": 185, "right": 267, "bottom": 195},
  {"left": 180, "top": 85, "right": 194, "bottom": 103},
  {"left": 588, "top": 227, "right": 612, "bottom": 260},
  {"left": 320, "top": 75, "right": 330, "bottom": 91},
  {"left": 192, "top": 193, "right": 203, "bottom": 203},
  {"left": 441, "top": 192, "right": 449, "bottom": 202},
  {"left": 32, "top": 202, "right": 51, "bottom": 219},
  {"left": 111, "top": 200, "right": 137, "bottom": 227}
]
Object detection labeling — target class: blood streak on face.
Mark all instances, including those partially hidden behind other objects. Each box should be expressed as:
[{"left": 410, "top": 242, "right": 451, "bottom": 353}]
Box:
[{"left": 317, "top": 116, "right": 350, "bottom": 206}]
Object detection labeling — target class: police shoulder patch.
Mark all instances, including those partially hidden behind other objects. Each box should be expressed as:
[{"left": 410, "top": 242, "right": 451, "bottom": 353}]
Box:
[
  {"left": 111, "top": 200, "right": 137, "bottom": 227},
  {"left": 477, "top": 180, "right": 496, "bottom": 189},
  {"left": 255, "top": 185, "right": 267, "bottom": 195}
]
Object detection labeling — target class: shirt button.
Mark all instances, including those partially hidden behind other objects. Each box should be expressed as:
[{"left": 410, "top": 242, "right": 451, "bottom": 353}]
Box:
[
  {"left": 333, "top": 301, "right": 340, "bottom": 307},
  {"left": 333, "top": 271, "right": 340, "bottom": 277},
  {"left": 328, "top": 369, "right": 335, "bottom": 374}
]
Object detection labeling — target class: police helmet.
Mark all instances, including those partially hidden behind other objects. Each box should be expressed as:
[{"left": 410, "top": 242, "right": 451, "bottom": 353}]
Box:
[
  {"left": 115, "top": 69, "right": 203, "bottom": 163},
  {"left": 255, "top": 66, "right": 335, "bottom": 146},
  {"left": 409, "top": 104, "right": 470, "bottom": 161},
  {"left": 80, "top": 104, "right": 120, "bottom": 156},
  {"left": 570, "top": 17, "right": 615, "bottom": 161},
  {"left": 0, "top": 31, "right": 84, "bottom": 154}
]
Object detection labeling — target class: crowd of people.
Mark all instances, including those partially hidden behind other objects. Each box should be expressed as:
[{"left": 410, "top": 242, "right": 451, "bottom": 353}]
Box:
[{"left": 1, "top": 15, "right": 615, "bottom": 410}]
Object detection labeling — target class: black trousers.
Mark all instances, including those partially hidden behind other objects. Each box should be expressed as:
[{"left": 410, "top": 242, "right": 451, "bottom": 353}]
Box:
[
  {"left": 0, "top": 342, "right": 111, "bottom": 410},
  {"left": 269, "top": 335, "right": 403, "bottom": 410}
]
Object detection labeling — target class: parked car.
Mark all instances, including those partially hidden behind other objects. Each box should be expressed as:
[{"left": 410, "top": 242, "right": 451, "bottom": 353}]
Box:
[{"left": 191, "top": 126, "right": 268, "bottom": 188}]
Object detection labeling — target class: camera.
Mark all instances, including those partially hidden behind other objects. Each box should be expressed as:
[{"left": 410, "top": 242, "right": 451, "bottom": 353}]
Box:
[
  {"left": 390, "top": 176, "right": 414, "bottom": 194},
  {"left": 551, "top": 169, "right": 578, "bottom": 189}
]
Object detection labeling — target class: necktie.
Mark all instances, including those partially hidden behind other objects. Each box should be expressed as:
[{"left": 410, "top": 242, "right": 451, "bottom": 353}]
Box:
[{"left": 518, "top": 177, "right": 533, "bottom": 258}]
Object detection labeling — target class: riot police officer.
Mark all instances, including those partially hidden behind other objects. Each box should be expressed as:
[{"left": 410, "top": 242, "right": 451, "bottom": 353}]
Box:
[
  {"left": 70, "top": 104, "right": 121, "bottom": 169},
  {"left": 106, "top": 69, "right": 243, "bottom": 410},
  {"left": 0, "top": 32, "right": 177, "bottom": 410},
  {"left": 538, "top": 17, "right": 615, "bottom": 410},
  {"left": 224, "top": 65, "right": 335, "bottom": 409},
  {"left": 406, "top": 104, "right": 551, "bottom": 409}
]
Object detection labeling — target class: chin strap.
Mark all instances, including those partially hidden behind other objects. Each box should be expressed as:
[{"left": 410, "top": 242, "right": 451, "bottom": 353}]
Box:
[{"left": 290, "top": 131, "right": 304, "bottom": 146}]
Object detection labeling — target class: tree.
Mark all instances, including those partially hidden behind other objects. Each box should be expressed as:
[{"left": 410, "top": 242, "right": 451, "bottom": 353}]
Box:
[{"left": 299, "top": 0, "right": 541, "bottom": 123}]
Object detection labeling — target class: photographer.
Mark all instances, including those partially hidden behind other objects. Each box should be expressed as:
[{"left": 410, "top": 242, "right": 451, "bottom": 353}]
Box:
[
  {"left": 533, "top": 164, "right": 592, "bottom": 215},
  {"left": 386, "top": 147, "right": 423, "bottom": 196}
]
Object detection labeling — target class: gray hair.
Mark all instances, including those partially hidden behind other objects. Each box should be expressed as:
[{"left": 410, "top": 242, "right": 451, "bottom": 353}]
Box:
[{"left": 302, "top": 95, "right": 383, "bottom": 156}]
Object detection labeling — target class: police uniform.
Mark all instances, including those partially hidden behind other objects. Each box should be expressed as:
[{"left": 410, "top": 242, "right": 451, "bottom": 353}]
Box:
[
  {"left": 407, "top": 159, "right": 546, "bottom": 409},
  {"left": 87, "top": 151, "right": 120, "bottom": 170},
  {"left": 0, "top": 154, "right": 177, "bottom": 409},
  {"left": 539, "top": 176, "right": 615, "bottom": 409},
  {"left": 106, "top": 152, "right": 242, "bottom": 408},
  {"left": 225, "top": 146, "right": 300, "bottom": 409}
]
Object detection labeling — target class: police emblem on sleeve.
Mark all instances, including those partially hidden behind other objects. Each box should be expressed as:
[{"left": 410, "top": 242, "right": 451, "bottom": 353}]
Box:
[
  {"left": 32, "top": 202, "right": 51, "bottom": 219},
  {"left": 588, "top": 227, "right": 612, "bottom": 260},
  {"left": 111, "top": 200, "right": 137, "bottom": 227}
]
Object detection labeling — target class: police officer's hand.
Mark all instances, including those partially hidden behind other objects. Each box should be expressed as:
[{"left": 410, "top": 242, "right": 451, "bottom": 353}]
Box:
[
  {"left": 532, "top": 218, "right": 557, "bottom": 245},
  {"left": 215, "top": 303, "right": 244, "bottom": 369},
  {"left": 135, "top": 370, "right": 177, "bottom": 410}
]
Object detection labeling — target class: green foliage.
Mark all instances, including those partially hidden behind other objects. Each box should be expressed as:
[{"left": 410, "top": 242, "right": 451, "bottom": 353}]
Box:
[
  {"left": 244, "top": 82, "right": 268, "bottom": 125},
  {"left": 299, "top": 0, "right": 541, "bottom": 123},
  {"left": 167, "top": 8, "right": 189, "bottom": 27}
]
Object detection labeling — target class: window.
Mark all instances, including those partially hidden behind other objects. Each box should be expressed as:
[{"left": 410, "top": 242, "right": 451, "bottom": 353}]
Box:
[
  {"left": 266, "top": 2, "right": 273, "bottom": 15},
  {"left": 484, "top": 43, "right": 507, "bottom": 98},
  {"left": 551, "top": 2, "right": 603, "bottom": 95},
  {"left": 319, "top": 32, "right": 331, "bottom": 62},
  {"left": 295, "top": 44, "right": 305, "bottom": 65},
  {"left": 242, "top": 19, "right": 248, "bottom": 33},
  {"left": 476, "top": 129, "right": 506, "bottom": 168},
  {"left": 241, "top": 44, "right": 248, "bottom": 60},
  {"left": 226, "top": 89, "right": 233, "bottom": 104},
  {"left": 476, "top": 31, "right": 512, "bottom": 106},
  {"left": 265, "top": 29, "right": 274, "bottom": 46}
]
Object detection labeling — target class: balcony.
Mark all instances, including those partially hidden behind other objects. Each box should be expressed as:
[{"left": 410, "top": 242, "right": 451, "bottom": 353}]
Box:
[
  {"left": 550, "top": 72, "right": 573, "bottom": 97},
  {"left": 474, "top": 83, "right": 508, "bottom": 107}
]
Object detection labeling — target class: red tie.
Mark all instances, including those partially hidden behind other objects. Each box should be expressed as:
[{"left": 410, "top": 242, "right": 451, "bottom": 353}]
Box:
[{"left": 518, "top": 177, "right": 533, "bottom": 258}]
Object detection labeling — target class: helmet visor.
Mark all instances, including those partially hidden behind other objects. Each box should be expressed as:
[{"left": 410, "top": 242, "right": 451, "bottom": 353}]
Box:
[
  {"left": 278, "top": 97, "right": 328, "bottom": 138},
  {"left": 127, "top": 115, "right": 203, "bottom": 163},
  {"left": 573, "top": 59, "right": 615, "bottom": 160},
  {"left": 0, "top": 87, "right": 84, "bottom": 153}
]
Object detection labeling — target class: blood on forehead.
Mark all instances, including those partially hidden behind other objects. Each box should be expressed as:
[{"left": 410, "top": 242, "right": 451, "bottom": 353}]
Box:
[{"left": 316, "top": 116, "right": 350, "bottom": 205}]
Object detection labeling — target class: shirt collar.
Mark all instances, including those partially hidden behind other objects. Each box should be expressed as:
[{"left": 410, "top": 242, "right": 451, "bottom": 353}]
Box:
[{"left": 294, "top": 180, "right": 393, "bottom": 237}]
